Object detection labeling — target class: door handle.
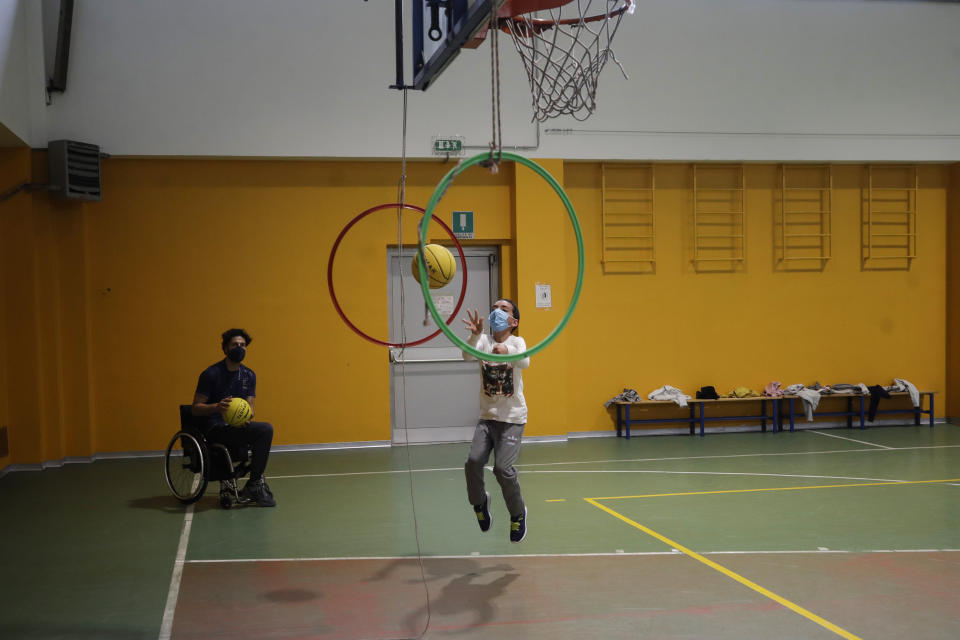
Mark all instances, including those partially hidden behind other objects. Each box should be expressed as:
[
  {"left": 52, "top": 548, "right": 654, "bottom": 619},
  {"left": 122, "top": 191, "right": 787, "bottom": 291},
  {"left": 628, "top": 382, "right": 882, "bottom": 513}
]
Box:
[
  {"left": 390, "top": 356, "right": 465, "bottom": 364},
  {"left": 389, "top": 349, "right": 464, "bottom": 364}
]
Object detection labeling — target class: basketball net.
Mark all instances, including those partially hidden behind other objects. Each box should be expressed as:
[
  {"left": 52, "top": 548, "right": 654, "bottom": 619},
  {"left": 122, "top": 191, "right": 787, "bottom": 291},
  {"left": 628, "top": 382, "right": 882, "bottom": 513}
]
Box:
[{"left": 498, "top": 0, "right": 634, "bottom": 122}]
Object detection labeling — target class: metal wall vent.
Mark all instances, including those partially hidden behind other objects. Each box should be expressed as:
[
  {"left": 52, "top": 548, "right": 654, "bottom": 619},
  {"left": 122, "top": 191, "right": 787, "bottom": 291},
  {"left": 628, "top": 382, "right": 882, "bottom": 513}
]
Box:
[{"left": 48, "top": 140, "right": 101, "bottom": 201}]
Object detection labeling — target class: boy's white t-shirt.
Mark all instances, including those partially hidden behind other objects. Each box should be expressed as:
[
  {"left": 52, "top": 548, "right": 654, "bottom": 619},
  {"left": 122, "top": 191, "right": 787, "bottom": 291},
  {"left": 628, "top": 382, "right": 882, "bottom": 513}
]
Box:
[{"left": 463, "top": 333, "right": 530, "bottom": 424}]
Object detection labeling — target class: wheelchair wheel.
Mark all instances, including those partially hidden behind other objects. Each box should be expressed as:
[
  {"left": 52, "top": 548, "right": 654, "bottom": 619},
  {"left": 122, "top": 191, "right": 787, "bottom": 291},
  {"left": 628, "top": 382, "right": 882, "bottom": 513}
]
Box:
[{"left": 164, "top": 430, "right": 208, "bottom": 504}]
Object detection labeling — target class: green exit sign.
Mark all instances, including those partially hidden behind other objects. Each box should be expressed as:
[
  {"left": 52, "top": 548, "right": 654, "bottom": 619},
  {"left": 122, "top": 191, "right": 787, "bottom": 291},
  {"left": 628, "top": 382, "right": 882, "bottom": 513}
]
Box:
[{"left": 432, "top": 136, "right": 464, "bottom": 156}]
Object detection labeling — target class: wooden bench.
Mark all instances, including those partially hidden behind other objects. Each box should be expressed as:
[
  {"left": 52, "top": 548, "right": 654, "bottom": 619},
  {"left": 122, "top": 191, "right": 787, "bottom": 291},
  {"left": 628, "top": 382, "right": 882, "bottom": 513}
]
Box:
[
  {"left": 614, "top": 391, "right": 937, "bottom": 438},
  {"left": 613, "top": 400, "right": 697, "bottom": 439},
  {"left": 614, "top": 396, "right": 780, "bottom": 438},
  {"left": 689, "top": 396, "right": 780, "bottom": 437},
  {"left": 779, "top": 393, "right": 866, "bottom": 431},
  {"left": 779, "top": 390, "right": 937, "bottom": 432}
]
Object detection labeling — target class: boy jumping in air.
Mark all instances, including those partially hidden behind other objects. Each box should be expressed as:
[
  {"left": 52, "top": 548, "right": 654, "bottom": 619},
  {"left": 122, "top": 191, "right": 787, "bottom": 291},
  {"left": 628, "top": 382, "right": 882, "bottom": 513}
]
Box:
[{"left": 462, "top": 298, "right": 530, "bottom": 543}]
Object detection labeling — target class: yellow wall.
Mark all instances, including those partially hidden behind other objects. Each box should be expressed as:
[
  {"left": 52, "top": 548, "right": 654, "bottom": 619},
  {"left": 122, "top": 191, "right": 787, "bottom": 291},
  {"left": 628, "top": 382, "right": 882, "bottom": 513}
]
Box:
[
  {"left": 562, "top": 163, "right": 948, "bottom": 431},
  {"left": 83, "top": 158, "right": 513, "bottom": 453},
  {"left": 1, "top": 149, "right": 94, "bottom": 467},
  {"left": 0, "top": 147, "right": 27, "bottom": 469},
  {"left": 1, "top": 148, "right": 35, "bottom": 469},
  {"left": 948, "top": 163, "right": 960, "bottom": 418},
  {"left": 513, "top": 159, "right": 572, "bottom": 436},
  {"left": 0, "top": 157, "right": 952, "bottom": 465}
]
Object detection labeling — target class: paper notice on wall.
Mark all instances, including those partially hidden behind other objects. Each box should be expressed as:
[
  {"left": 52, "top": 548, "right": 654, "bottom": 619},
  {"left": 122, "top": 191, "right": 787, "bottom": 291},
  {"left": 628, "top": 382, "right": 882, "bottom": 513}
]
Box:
[
  {"left": 535, "top": 283, "right": 552, "bottom": 309},
  {"left": 425, "top": 295, "right": 455, "bottom": 325}
]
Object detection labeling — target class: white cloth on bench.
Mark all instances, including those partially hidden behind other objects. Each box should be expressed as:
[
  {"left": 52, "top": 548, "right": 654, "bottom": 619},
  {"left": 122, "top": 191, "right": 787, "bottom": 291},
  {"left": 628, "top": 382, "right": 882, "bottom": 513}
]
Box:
[
  {"left": 648, "top": 385, "right": 691, "bottom": 408},
  {"left": 891, "top": 378, "right": 920, "bottom": 407},
  {"left": 784, "top": 384, "right": 821, "bottom": 421}
]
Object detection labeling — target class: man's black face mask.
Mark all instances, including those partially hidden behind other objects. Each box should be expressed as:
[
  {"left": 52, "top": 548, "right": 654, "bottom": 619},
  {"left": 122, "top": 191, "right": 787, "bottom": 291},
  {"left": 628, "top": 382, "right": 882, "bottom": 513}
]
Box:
[{"left": 227, "top": 346, "right": 246, "bottom": 363}]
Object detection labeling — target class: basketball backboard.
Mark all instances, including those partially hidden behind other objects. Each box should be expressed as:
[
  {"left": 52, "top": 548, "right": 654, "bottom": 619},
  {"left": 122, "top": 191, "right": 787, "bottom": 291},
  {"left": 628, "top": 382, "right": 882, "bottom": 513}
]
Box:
[{"left": 410, "top": 0, "right": 507, "bottom": 91}]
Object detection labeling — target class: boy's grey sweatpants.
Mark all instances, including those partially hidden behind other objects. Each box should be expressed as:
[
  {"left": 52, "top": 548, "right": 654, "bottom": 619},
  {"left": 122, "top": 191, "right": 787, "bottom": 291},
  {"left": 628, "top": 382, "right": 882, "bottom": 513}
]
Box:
[{"left": 465, "top": 419, "right": 525, "bottom": 519}]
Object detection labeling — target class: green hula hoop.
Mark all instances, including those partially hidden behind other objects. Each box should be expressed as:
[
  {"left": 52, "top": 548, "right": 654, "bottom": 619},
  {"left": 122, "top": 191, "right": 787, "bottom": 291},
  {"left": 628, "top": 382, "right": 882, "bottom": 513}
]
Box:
[{"left": 418, "top": 151, "right": 584, "bottom": 363}]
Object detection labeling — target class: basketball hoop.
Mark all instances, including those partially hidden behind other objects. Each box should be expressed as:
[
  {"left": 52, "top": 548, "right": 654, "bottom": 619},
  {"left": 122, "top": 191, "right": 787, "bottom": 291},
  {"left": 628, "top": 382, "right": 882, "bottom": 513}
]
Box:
[{"left": 493, "top": 0, "right": 634, "bottom": 122}]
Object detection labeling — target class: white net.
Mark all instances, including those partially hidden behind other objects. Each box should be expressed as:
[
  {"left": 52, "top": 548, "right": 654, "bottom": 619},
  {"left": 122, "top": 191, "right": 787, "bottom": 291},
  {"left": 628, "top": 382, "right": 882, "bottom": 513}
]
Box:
[{"left": 501, "top": 0, "right": 634, "bottom": 122}]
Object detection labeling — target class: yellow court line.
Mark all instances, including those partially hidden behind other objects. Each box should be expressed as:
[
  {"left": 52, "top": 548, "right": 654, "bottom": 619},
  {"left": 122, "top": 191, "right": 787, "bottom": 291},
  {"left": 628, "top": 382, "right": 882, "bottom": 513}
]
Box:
[
  {"left": 584, "top": 497, "right": 863, "bottom": 640},
  {"left": 545, "top": 499, "right": 567, "bottom": 502},
  {"left": 591, "top": 477, "right": 960, "bottom": 501}
]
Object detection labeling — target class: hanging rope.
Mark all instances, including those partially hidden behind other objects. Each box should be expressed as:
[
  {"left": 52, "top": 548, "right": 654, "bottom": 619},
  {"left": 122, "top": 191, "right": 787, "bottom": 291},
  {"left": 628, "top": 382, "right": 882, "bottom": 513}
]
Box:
[
  {"left": 485, "top": 12, "right": 503, "bottom": 173},
  {"left": 395, "top": 87, "right": 433, "bottom": 640}
]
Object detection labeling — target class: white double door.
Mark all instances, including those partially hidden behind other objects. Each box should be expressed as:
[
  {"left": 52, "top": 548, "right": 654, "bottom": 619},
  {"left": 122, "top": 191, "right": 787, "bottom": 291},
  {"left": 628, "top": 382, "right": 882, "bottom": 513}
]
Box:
[{"left": 387, "top": 245, "right": 499, "bottom": 444}]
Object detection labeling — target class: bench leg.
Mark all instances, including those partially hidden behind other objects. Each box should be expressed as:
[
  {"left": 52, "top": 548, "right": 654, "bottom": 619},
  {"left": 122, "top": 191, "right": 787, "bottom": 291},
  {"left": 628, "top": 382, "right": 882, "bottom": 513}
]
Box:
[
  {"left": 689, "top": 404, "right": 696, "bottom": 436},
  {"left": 624, "top": 405, "right": 631, "bottom": 440},
  {"left": 699, "top": 403, "right": 705, "bottom": 437},
  {"left": 859, "top": 395, "right": 865, "bottom": 429},
  {"left": 929, "top": 393, "right": 935, "bottom": 428},
  {"left": 761, "top": 399, "right": 767, "bottom": 432},
  {"left": 846, "top": 397, "right": 852, "bottom": 428},
  {"left": 789, "top": 397, "right": 796, "bottom": 432}
]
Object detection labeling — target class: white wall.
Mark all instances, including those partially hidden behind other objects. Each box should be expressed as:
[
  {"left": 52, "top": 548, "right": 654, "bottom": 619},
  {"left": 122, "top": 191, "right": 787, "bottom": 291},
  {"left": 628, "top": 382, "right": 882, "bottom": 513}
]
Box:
[
  {"left": 0, "top": 0, "right": 31, "bottom": 145},
  {"left": 9, "top": 0, "right": 960, "bottom": 160}
]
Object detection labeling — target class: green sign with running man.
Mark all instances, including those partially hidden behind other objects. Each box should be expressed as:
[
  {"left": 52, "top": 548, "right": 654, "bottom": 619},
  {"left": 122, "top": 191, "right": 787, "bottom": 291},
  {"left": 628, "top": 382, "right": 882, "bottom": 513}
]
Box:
[
  {"left": 432, "top": 136, "right": 465, "bottom": 156},
  {"left": 434, "top": 138, "right": 462, "bottom": 153}
]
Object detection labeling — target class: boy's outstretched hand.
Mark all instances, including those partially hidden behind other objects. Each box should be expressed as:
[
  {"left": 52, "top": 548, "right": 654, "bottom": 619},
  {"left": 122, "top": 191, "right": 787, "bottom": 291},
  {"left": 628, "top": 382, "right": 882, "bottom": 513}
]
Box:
[{"left": 463, "top": 309, "right": 484, "bottom": 336}]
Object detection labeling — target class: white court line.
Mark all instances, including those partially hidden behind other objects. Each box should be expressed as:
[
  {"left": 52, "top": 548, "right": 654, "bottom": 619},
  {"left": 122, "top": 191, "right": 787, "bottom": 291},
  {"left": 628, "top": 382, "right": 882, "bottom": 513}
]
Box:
[
  {"left": 808, "top": 430, "right": 893, "bottom": 449},
  {"left": 158, "top": 503, "right": 195, "bottom": 640},
  {"left": 521, "top": 470, "right": 904, "bottom": 483},
  {"left": 515, "top": 444, "right": 960, "bottom": 469},
  {"left": 266, "top": 444, "right": 960, "bottom": 481},
  {"left": 268, "top": 467, "right": 456, "bottom": 480},
  {"left": 269, "top": 469, "right": 899, "bottom": 483},
  {"left": 184, "top": 548, "right": 960, "bottom": 564}
]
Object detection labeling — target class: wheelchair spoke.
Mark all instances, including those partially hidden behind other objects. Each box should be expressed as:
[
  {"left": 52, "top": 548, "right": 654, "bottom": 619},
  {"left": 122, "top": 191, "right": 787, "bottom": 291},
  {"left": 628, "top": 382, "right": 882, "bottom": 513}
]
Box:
[{"left": 164, "top": 430, "right": 208, "bottom": 504}]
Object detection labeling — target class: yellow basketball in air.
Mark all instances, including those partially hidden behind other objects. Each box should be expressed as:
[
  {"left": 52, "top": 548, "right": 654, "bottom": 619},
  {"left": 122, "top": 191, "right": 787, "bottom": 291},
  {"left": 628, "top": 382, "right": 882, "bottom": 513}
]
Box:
[
  {"left": 222, "top": 397, "right": 252, "bottom": 426},
  {"left": 411, "top": 244, "right": 456, "bottom": 289}
]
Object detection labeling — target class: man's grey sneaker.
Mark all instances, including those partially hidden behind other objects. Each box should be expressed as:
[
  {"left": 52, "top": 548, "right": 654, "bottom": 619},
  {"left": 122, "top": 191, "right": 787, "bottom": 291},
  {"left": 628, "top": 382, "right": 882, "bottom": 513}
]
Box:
[
  {"left": 473, "top": 491, "right": 492, "bottom": 532},
  {"left": 242, "top": 478, "right": 276, "bottom": 507},
  {"left": 510, "top": 506, "right": 527, "bottom": 543}
]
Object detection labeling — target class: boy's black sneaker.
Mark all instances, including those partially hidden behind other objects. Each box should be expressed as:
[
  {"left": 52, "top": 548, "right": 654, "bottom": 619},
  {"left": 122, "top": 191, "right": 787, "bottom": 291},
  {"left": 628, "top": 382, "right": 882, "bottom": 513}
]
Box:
[
  {"left": 473, "top": 491, "right": 492, "bottom": 532},
  {"left": 510, "top": 506, "right": 527, "bottom": 543},
  {"left": 242, "top": 478, "right": 276, "bottom": 507}
]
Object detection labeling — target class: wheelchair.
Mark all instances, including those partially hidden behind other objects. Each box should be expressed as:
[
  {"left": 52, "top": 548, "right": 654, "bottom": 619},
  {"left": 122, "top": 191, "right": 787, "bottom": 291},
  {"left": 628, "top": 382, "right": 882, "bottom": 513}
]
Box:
[{"left": 163, "top": 405, "right": 253, "bottom": 508}]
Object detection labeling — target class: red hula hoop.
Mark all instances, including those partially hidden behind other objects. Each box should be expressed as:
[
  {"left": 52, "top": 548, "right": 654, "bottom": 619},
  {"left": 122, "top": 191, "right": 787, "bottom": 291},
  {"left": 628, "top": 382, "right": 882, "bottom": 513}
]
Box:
[{"left": 327, "top": 203, "right": 468, "bottom": 348}]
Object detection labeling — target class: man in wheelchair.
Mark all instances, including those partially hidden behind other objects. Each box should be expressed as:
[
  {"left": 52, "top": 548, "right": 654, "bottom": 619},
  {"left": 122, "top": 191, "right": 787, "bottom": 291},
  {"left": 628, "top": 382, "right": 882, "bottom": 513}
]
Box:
[{"left": 192, "top": 328, "right": 276, "bottom": 507}]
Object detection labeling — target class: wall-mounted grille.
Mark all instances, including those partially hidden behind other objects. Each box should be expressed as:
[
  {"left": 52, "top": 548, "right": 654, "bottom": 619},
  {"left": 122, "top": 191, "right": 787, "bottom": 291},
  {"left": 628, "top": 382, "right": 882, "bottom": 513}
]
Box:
[{"left": 48, "top": 140, "right": 101, "bottom": 201}]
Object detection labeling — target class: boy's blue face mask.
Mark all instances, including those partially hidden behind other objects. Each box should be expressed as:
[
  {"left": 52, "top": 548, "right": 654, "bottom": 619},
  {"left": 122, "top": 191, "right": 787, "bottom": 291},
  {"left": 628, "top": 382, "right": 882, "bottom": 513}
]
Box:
[{"left": 488, "top": 308, "right": 512, "bottom": 333}]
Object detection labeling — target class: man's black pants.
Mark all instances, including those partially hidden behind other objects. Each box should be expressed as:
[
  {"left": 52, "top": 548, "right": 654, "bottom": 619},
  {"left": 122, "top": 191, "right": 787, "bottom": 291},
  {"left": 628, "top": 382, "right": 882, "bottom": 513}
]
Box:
[{"left": 206, "top": 422, "right": 274, "bottom": 481}]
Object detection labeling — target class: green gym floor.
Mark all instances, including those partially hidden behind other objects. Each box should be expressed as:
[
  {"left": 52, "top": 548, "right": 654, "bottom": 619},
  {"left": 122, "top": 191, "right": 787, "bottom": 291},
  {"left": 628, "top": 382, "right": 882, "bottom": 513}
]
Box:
[{"left": 2, "top": 423, "right": 959, "bottom": 640}]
